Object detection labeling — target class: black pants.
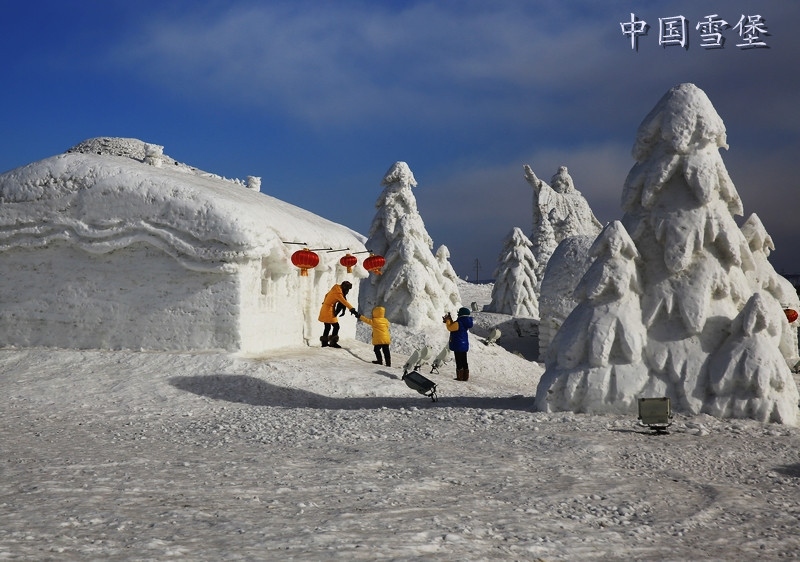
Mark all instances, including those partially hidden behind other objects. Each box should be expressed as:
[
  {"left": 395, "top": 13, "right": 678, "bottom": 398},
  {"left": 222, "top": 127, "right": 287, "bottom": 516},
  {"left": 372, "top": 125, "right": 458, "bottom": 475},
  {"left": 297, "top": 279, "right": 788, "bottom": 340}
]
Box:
[
  {"left": 322, "top": 322, "right": 340, "bottom": 339},
  {"left": 374, "top": 344, "right": 391, "bottom": 365},
  {"left": 454, "top": 351, "right": 469, "bottom": 370}
]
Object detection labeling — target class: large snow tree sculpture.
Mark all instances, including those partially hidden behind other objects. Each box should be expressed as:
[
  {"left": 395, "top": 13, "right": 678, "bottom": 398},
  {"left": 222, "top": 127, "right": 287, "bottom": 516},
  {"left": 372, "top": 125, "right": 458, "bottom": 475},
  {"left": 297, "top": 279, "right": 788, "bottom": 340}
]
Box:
[
  {"left": 486, "top": 227, "right": 539, "bottom": 317},
  {"left": 536, "top": 83, "right": 799, "bottom": 425},
  {"left": 524, "top": 164, "right": 602, "bottom": 285},
  {"left": 358, "top": 162, "right": 460, "bottom": 328}
]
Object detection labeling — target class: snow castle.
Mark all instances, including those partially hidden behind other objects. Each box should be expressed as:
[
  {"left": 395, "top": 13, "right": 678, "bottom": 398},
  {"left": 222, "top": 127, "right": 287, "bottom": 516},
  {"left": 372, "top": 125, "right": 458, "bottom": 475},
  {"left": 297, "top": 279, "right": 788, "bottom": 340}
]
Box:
[
  {"left": 535, "top": 84, "right": 800, "bottom": 425},
  {"left": 0, "top": 137, "right": 367, "bottom": 352}
]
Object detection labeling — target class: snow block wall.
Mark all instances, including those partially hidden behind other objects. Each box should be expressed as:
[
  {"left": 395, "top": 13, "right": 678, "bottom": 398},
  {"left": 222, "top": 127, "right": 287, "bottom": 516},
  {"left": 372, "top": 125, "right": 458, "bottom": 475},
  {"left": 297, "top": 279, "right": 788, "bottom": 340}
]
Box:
[
  {"left": 0, "top": 138, "right": 367, "bottom": 353},
  {"left": 0, "top": 241, "right": 239, "bottom": 350},
  {"left": 535, "top": 84, "right": 799, "bottom": 425}
]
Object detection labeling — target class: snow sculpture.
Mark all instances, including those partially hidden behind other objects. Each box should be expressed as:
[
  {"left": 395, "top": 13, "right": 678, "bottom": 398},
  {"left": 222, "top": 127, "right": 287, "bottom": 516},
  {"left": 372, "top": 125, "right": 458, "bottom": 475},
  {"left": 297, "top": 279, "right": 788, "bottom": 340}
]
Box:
[
  {"left": 740, "top": 213, "right": 800, "bottom": 369},
  {"left": 537, "top": 235, "right": 595, "bottom": 359},
  {"left": 435, "top": 245, "right": 462, "bottom": 313},
  {"left": 536, "top": 83, "right": 799, "bottom": 425},
  {"left": 0, "top": 138, "right": 366, "bottom": 353},
  {"left": 358, "top": 162, "right": 460, "bottom": 328},
  {"left": 143, "top": 143, "right": 164, "bottom": 167},
  {"left": 246, "top": 176, "right": 262, "bottom": 192},
  {"left": 536, "top": 221, "right": 652, "bottom": 414},
  {"left": 524, "top": 164, "right": 602, "bottom": 285},
  {"left": 707, "top": 293, "right": 799, "bottom": 424},
  {"left": 485, "top": 227, "right": 539, "bottom": 317}
]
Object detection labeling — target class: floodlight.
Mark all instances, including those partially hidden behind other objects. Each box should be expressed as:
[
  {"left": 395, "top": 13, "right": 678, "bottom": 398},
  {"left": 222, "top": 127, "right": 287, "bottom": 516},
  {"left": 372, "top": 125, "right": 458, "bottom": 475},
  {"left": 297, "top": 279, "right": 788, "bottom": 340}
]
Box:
[{"left": 637, "top": 397, "right": 673, "bottom": 434}]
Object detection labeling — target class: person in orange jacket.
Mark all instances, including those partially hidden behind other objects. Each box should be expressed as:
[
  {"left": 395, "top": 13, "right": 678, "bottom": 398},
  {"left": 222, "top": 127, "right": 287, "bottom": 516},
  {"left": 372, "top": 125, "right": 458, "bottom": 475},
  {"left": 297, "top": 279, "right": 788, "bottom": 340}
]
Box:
[
  {"left": 358, "top": 306, "right": 391, "bottom": 367},
  {"left": 318, "top": 281, "right": 357, "bottom": 348}
]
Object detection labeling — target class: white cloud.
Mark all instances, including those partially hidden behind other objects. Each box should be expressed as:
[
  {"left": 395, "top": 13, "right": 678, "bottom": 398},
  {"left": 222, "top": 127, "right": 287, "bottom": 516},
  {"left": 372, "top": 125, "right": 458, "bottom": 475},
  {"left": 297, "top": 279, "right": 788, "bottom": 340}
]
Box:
[
  {"left": 115, "top": 2, "right": 628, "bottom": 127},
  {"left": 112, "top": 1, "right": 800, "bottom": 141}
]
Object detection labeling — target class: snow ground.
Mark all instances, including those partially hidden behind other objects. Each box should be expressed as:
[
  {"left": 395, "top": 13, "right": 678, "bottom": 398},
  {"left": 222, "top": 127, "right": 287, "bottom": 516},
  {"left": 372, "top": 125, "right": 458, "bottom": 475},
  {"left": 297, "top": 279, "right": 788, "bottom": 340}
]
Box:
[{"left": 2, "top": 282, "right": 800, "bottom": 560}]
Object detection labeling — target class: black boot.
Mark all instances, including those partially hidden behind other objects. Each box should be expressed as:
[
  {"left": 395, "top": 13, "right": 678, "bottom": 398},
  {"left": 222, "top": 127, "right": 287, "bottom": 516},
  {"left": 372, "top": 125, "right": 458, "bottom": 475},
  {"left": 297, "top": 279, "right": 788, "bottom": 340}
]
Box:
[
  {"left": 329, "top": 336, "right": 342, "bottom": 349},
  {"left": 320, "top": 336, "right": 329, "bottom": 348},
  {"left": 462, "top": 369, "right": 469, "bottom": 382}
]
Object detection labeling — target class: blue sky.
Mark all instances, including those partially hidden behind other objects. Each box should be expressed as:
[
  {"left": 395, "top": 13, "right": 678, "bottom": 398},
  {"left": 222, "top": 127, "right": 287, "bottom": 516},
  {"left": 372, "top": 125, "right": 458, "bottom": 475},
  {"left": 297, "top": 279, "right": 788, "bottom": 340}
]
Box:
[{"left": 2, "top": 1, "right": 798, "bottom": 278}]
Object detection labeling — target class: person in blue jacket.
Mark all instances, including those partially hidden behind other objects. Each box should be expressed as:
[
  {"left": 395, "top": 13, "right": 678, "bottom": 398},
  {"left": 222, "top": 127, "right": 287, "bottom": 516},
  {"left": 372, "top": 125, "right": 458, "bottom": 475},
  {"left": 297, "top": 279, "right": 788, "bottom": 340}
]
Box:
[{"left": 444, "top": 307, "right": 474, "bottom": 381}]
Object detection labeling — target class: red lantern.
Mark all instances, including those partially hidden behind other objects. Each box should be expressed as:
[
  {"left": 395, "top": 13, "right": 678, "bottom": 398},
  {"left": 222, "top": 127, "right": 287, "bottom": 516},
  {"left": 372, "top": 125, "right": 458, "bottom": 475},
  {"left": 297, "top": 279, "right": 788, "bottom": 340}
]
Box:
[
  {"left": 339, "top": 253, "right": 358, "bottom": 273},
  {"left": 785, "top": 309, "right": 798, "bottom": 323},
  {"left": 363, "top": 253, "right": 386, "bottom": 275},
  {"left": 291, "top": 248, "right": 319, "bottom": 276}
]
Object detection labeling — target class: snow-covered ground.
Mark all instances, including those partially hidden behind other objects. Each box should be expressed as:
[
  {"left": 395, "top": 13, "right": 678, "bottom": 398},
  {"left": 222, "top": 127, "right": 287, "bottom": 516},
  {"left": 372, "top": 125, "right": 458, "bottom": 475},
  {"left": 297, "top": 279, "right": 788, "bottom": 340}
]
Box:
[{"left": 2, "top": 281, "right": 800, "bottom": 560}]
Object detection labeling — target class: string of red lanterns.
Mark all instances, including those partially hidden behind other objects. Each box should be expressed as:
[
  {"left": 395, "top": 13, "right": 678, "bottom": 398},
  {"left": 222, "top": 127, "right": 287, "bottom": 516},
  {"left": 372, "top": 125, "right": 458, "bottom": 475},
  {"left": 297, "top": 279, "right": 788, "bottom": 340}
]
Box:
[
  {"left": 290, "top": 243, "right": 800, "bottom": 323},
  {"left": 285, "top": 243, "right": 384, "bottom": 277}
]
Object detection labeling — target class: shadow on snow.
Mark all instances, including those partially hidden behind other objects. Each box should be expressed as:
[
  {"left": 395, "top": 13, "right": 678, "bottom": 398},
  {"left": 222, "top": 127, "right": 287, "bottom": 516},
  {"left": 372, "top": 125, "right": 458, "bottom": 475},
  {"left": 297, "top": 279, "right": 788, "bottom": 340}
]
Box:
[{"left": 169, "top": 374, "right": 535, "bottom": 412}]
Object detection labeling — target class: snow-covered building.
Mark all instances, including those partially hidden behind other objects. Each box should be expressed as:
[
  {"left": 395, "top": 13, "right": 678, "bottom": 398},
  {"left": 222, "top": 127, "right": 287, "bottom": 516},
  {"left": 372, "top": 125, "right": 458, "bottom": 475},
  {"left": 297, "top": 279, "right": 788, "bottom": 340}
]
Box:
[
  {"left": 0, "top": 137, "right": 367, "bottom": 353},
  {"left": 536, "top": 84, "right": 799, "bottom": 425}
]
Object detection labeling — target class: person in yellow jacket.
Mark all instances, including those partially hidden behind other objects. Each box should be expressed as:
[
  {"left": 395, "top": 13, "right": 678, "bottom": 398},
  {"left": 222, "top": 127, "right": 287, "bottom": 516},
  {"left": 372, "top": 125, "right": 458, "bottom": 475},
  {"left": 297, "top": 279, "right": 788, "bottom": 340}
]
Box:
[
  {"left": 318, "top": 281, "right": 357, "bottom": 348},
  {"left": 358, "top": 306, "right": 391, "bottom": 367}
]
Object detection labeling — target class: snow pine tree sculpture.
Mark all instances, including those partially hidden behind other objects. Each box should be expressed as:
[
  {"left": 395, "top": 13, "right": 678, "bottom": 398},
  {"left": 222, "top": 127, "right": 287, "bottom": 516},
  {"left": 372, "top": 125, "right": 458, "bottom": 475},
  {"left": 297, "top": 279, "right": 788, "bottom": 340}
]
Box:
[
  {"left": 486, "top": 227, "right": 539, "bottom": 317},
  {"left": 740, "top": 213, "right": 800, "bottom": 369},
  {"left": 524, "top": 164, "right": 602, "bottom": 285},
  {"left": 707, "top": 293, "right": 799, "bottom": 422},
  {"left": 358, "top": 162, "right": 461, "bottom": 328},
  {"left": 536, "top": 83, "right": 799, "bottom": 425},
  {"left": 535, "top": 221, "right": 650, "bottom": 414}
]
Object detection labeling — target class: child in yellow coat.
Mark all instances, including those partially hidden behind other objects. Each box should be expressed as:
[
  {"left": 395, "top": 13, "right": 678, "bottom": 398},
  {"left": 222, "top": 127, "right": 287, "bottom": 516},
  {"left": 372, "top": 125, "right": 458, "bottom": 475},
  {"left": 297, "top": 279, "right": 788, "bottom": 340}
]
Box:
[{"left": 358, "top": 306, "right": 391, "bottom": 367}]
